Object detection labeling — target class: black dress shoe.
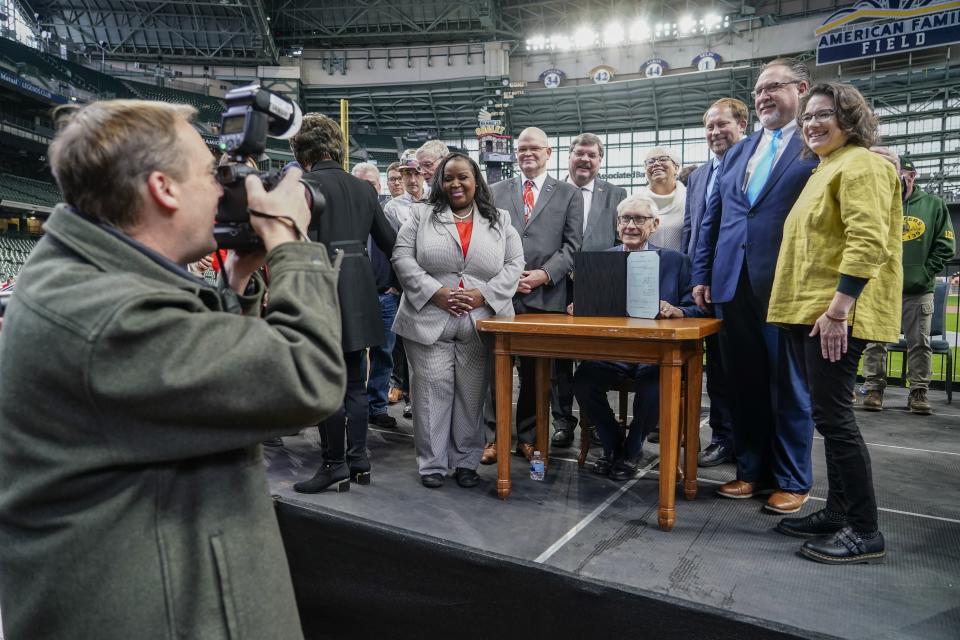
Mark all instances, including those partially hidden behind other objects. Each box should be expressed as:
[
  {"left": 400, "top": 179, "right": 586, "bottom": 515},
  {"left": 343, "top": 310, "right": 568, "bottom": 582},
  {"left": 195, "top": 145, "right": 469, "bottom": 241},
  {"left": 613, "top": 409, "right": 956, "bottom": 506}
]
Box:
[
  {"left": 551, "top": 429, "right": 574, "bottom": 448},
  {"left": 646, "top": 428, "right": 660, "bottom": 444},
  {"left": 403, "top": 402, "right": 413, "bottom": 419},
  {"left": 776, "top": 509, "right": 847, "bottom": 538},
  {"left": 369, "top": 413, "right": 398, "bottom": 429},
  {"left": 698, "top": 442, "right": 733, "bottom": 467},
  {"left": 454, "top": 467, "right": 480, "bottom": 488},
  {"left": 799, "top": 527, "right": 886, "bottom": 564},
  {"left": 592, "top": 453, "right": 614, "bottom": 476},
  {"left": 262, "top": 437, "right": 284, "bottom": 447},
  {"left": 609, "top": 456, "right": 642, "bottom": 481},
  {"left": 294, "top": 462, "right": 350, "bottom": 493},
  {"left": 421, "top": 473, "right": 444, "bottom": 488}
]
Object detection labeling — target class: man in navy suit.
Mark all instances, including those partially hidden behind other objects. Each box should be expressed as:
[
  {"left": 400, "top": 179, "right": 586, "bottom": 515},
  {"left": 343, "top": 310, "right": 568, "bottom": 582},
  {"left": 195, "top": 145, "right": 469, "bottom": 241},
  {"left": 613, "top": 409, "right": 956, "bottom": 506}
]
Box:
[
  {"left": 681, "top": 98, "right": 748, "bottom": 468},
  {"left": 692, "top": 58, "right": 817, "bottom": 514},
  {"left": 574, "top": 194, "right": 707, "bottom": 480}
]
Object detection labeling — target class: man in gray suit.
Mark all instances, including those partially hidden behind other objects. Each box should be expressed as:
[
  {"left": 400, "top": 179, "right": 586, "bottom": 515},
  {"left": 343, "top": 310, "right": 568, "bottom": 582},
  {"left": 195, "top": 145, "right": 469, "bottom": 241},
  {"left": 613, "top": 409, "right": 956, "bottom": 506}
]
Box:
[
  {"left": 482, "top": 126, "right": 583, "bottom": 463},
  {"left": 681, "top": 97, "right": 747, "bottom": 467},
  {"left": 551, "top": 133, "right": 628, "bottom": 448}
]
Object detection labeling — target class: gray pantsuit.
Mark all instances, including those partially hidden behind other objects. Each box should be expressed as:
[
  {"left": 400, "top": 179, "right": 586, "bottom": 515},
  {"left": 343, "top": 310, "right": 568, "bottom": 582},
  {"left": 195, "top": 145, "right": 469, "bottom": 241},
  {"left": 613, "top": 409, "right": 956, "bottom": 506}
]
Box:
[
  {"left": 404, "top": 315, "right": 488, "bottom": 474},
  {"left": 392, "top": 203, "right": 525, "bottom": 476}
]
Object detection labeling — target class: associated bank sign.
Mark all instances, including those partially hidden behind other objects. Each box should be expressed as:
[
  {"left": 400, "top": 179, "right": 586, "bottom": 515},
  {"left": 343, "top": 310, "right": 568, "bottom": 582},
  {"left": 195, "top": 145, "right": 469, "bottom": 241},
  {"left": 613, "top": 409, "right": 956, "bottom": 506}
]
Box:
[{"left": 816, "top": 0, "right": 960, "bottom": 64}]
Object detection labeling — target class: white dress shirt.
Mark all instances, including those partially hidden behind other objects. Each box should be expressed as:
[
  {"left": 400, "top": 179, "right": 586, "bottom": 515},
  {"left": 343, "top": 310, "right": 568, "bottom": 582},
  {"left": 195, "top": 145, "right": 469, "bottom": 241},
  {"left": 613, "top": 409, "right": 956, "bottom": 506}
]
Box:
[
  {"left": 566, "top": 175, "right": 595, "bottom": 232},
  {"left": 521, "top": 171, "right": 549, "bottom": 208}
]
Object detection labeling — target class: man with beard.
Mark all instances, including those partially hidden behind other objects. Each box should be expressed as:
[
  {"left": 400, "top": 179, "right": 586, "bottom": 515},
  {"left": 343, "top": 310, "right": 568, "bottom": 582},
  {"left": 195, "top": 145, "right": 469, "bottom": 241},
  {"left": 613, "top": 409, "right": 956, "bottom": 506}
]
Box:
[
  {"left": 682, "top": 98, "right": 748, "bottom": 467},
  {"left": 692, "top": 58, "right": 818, "bottom": 515},
  {"left": 550, "top": 132, "right": 627, "bottom": 449}
]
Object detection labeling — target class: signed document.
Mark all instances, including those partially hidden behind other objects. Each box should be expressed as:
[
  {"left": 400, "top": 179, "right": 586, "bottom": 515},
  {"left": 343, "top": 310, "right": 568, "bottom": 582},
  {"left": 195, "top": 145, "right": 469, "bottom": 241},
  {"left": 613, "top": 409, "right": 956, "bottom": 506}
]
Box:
[{"left": 626, "top": 250, "right": 659, "bottom": 318}]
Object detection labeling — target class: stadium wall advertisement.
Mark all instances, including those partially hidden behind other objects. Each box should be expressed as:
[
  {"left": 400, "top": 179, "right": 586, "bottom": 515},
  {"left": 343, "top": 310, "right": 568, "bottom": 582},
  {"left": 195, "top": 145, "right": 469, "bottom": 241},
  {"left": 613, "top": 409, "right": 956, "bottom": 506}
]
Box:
[
  {"left": 816, "top": 0, "right": 960, "bottom": 64},
  {"left": 0, "top": 70, "right": 67, "bottom": 104}
]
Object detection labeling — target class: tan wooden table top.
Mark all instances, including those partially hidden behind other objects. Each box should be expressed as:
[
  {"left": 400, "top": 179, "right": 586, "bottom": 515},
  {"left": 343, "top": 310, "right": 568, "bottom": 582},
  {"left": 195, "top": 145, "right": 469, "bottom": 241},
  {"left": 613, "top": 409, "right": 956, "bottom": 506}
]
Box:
[{"left": 477, "top": 314, "right": 721, "bottom": 341}]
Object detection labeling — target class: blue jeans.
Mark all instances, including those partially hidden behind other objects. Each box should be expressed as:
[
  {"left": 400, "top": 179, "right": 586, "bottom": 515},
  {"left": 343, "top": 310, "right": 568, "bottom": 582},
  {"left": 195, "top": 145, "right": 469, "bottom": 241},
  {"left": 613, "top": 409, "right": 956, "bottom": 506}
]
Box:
[{"left": 366, "top": 292, "right": 398, "bottom": 417}]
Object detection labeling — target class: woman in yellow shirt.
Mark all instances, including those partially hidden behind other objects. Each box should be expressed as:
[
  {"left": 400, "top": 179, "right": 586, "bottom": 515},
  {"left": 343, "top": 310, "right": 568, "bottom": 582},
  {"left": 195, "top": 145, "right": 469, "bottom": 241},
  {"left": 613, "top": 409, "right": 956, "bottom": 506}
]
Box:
[{"left": 767, "top": 82, "right": 902, "bottom": 564}]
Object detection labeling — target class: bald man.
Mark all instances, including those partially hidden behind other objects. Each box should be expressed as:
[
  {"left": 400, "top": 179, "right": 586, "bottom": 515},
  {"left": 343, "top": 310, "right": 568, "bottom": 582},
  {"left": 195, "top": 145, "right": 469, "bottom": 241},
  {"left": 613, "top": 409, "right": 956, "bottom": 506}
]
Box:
[{"left": 483, "top": 127, "right": 583, "bottom": 463}]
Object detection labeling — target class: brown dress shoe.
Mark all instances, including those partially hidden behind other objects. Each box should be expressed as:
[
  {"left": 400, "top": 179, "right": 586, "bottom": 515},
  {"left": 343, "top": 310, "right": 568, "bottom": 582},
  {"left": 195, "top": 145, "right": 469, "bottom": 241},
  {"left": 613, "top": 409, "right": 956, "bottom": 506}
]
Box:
[
  {"left": 764, "top": 490, "right": 809, "bottom": 514},
  {"left": 716, "top": 479, "right": 774, "bottom": 499},
  {"left": 480, "top": 443, "right": 497, "bottom": 465},
  {"left": 515, "top": 442, "right": 536, "bottom": 462}
]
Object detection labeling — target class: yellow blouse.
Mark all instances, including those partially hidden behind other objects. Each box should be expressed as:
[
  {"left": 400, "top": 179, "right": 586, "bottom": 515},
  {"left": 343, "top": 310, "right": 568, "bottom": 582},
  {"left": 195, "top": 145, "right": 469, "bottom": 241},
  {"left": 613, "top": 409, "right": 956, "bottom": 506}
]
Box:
[{"left": 767, "top": 144, "right": 903, "bottom": 343}]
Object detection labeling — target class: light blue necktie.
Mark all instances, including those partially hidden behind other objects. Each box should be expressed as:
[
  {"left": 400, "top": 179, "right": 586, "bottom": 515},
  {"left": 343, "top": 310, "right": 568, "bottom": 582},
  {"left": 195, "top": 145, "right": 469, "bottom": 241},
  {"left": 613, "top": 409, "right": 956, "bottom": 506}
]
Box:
[
  {"left": 705, "top": 156, "right": 720, "bottom": 201},
  {"left": 746, "top": 128, "right": 782, "bottom": 205}
]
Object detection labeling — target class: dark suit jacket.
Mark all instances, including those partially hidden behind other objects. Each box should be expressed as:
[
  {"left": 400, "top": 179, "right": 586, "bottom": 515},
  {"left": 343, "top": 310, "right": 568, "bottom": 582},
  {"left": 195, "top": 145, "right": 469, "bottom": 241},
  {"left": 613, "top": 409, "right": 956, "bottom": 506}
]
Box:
[
  {"left": 681, "top": 161, "right": 713, "bottom": 258},
  {"left": 491, "top": 174, "right": 583, "bottom": 313},
  {"left": 580, "top": 177, "right": 628, "bottom": 252},
  {"left": 606, "top": 243, "right": 707, "bottom": 318},
  {"left": 301, "top": 160, "right": 397, "bottom": 352},
  {"left": 691, "top": 130, "right": 818, "bottom": 304}
]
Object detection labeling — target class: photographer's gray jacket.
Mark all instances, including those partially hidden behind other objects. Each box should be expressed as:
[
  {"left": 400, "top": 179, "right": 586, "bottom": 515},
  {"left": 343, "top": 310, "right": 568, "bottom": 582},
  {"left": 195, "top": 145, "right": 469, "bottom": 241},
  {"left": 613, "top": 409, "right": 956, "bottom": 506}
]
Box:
[{"left": 0, "top": 206, "right": 346, "bottom": 640}]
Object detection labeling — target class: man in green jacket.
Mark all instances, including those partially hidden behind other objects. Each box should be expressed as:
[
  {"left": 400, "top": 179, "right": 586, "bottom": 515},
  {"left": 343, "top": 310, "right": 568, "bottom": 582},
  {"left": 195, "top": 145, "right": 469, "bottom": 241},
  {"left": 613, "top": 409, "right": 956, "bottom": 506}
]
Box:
[
  {"left": 0, "top": 100, "right": 346, "bottom": 639},
  {"left": 862, "top": 158, "right": 956, "bottom": 414}
]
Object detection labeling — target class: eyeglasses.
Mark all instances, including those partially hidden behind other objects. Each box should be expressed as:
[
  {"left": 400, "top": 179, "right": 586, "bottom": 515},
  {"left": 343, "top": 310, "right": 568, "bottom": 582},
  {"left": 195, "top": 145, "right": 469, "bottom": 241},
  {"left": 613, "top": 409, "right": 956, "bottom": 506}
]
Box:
[
  {"left": 617, "top": 215, "right": 656, "bottom": 226},
  {"left": 799, "top": 108, "right": 837, "bottom": 126},
  {"left": 644, "top": 156, "right": 674, "bottom": 167},
  {"left": 751, "top": 80, "right": 800, "bottom": 99},
  {"left": 386, "top": 176, "right": 403, "bottom": 183},
  {"left": 516, "top": 145, "right": 546, "bottom": 155}
]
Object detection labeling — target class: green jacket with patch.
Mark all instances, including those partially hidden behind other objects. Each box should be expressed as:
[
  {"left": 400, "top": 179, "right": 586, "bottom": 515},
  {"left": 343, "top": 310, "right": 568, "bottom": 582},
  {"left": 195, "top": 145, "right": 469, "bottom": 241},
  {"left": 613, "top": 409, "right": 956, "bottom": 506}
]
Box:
[
  {"left": 901, "top": 187, "right": 955, "bottom": 294},
  {"left": 0, "top": 206, "right": 345, "bottom": 639}
]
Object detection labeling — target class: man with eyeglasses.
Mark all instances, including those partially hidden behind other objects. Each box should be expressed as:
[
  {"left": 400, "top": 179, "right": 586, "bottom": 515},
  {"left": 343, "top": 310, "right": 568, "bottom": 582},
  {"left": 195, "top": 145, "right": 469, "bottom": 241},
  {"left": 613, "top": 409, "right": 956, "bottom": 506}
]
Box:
[
  {"left": 482, "top": 126, "right": 583, "bottom": 464},
  {"left": 573, "top": 194, "right": 706, "bottom": 479},
  {"left": 691, "top": 58, "right": 819, "bottom": 515},
  {"left": 639, "top": 147, "right": 686, "bottom": 252},
  {"left": 547, "top": 133, "right": 629, "bottom": 449},
  {"left": 416, "top": 139, "right": 449, "bottom": 192},
  {"left": 385, "top": 161, "right": 404, "bottom": 198},
  {"left": 384, "top": 151, "right": 425, "bottom": 231},
  {"left": 682, "top": 98, "right": 748, "bottom": 468}
]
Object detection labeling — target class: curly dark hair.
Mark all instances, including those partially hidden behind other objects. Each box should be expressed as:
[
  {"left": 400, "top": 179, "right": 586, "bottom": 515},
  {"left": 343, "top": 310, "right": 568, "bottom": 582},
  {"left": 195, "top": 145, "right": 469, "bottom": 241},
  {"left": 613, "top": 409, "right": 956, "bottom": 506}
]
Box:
[
  {"left": 798, "top": 82, "right": 879, "bottom": 158},
  {"left": 426, "top": 152, "right": 501, "bottom": 233}
]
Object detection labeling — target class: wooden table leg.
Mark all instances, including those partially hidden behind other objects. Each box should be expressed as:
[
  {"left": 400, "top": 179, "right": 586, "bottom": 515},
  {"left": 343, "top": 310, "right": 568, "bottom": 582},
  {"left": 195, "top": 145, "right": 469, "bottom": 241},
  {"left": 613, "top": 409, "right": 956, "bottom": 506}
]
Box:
[
  {"left": 657, "top": 364, "right": 682, "bottom": 531},
  {"left": 535, "top": 357, "right": 551, "bottom": 472},
  {"left": 683, "top": 351, "right": 703, "bottom": 501},
  {"left": 495, "top": 339, "right": 513, "bottom": 500}
]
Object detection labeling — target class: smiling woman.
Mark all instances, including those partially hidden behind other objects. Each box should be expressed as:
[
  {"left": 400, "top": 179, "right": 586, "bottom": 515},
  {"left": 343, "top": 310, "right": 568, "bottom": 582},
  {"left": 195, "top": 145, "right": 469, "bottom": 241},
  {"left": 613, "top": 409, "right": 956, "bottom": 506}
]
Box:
[
  {"left": 767, "top": 81, "right": 903, "bottom": 565},
  {"left": 390, "top": 152, "right": 525, "bottom": 489}
]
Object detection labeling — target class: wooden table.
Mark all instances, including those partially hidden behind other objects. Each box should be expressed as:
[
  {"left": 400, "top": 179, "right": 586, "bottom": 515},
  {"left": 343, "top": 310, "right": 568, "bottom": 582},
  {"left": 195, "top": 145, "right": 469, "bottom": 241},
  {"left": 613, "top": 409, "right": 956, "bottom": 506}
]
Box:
[{"left": 477, "top": 314, "right": 721, "bottom": 531}]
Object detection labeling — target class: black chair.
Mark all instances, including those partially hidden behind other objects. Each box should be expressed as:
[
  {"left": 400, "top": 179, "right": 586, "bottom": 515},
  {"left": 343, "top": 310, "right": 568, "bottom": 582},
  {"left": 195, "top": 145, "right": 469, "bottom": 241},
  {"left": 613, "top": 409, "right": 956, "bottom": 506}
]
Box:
[{"left": 887, "top": 281, "right": 953, "bottom": 403}]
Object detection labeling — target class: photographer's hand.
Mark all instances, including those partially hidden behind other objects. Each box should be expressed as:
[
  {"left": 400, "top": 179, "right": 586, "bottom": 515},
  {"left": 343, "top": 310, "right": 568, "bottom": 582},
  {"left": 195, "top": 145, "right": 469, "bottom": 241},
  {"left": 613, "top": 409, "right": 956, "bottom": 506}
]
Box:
[{"left": 245, "top": 168, "right": 310, "bottom": 251}]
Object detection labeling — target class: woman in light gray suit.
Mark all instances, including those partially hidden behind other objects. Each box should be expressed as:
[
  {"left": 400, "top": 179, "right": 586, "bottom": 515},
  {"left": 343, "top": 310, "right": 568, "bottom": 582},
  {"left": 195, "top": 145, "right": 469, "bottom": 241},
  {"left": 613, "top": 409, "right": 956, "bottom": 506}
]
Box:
[{"left": 392, "top": 153, "right": 524, "bottom": 489}]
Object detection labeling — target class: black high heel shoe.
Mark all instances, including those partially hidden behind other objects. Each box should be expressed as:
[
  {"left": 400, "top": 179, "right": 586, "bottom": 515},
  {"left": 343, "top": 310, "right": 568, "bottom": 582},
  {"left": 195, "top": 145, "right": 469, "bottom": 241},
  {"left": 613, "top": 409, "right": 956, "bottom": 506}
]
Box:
[
  {"left": 348, "top": 457, "right": 371, "bottom": 485},
  {"left": 293, "top": 462, "right": 350, "bottom": 494}
]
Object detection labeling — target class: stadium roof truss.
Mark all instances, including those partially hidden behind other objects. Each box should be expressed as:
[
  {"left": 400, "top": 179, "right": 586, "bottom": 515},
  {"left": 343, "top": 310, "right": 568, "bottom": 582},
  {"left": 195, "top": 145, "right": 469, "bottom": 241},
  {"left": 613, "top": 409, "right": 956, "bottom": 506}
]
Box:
[{"left": 32, "top": 0, "right": 278, "bottom": 63}]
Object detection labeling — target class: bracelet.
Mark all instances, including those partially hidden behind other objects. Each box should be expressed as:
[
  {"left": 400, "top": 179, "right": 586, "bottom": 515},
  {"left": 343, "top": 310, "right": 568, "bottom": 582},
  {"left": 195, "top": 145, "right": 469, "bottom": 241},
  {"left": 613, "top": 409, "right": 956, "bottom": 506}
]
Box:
[{"left": 824, "top": 312, "right": 847, "bottom": 322}]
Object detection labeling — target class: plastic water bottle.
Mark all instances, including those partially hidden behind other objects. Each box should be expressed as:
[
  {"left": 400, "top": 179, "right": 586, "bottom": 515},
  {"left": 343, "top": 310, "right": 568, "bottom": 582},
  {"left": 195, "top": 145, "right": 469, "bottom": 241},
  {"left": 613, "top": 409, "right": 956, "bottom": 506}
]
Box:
[{"left": 530, "top": 451, "right": 545, "bottom": 481}]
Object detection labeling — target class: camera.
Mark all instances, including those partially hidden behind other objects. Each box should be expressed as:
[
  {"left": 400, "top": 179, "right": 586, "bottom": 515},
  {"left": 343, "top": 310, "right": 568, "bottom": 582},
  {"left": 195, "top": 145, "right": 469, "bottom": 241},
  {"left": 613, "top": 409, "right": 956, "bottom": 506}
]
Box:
[{"left": 215, "top": 85, "right": 324, "bottom": 249}]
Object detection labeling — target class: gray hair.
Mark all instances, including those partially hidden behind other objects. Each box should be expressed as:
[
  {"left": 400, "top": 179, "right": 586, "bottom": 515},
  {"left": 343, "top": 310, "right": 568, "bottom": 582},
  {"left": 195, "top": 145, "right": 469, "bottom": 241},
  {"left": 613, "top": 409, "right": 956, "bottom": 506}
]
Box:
[
  {"left": 416, "top": 140, "right": 449, "bottom": 160},
  {"left": 617, "top": 194, "right": 660, "bottom": 219},
  {"left": 351, "top": 162, "right": 379, "bottom": 180},
  {"left": 762, "top": 57, "right": 810, "bottom": 85},
  {"left": 570, "top": 133, "right": 604, "bottom": 157},
  {"left": 645, "top": 146, "right": 680, "bottom": 167}
]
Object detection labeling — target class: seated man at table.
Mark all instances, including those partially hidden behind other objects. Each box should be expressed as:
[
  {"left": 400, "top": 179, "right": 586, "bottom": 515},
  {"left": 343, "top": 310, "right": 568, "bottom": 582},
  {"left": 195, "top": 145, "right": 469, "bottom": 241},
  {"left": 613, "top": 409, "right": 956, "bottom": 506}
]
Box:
[{"left": 573, "top": 194, "right": 707, "bottom": 480}]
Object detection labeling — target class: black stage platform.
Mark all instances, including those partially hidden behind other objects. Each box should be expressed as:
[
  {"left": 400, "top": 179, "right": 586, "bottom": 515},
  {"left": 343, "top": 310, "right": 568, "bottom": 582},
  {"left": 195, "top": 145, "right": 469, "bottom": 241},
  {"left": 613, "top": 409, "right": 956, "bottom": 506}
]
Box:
[{"left": 265, "top": 385, "right": 960, "bottom": 640}]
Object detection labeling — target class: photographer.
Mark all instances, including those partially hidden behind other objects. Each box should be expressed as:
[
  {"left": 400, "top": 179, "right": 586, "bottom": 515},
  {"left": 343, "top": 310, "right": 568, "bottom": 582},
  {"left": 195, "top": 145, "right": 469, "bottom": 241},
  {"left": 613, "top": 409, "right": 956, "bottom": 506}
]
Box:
[
  {"left": 0, "top": 100, "right": 346, "bottom": 639},
  {"left": 290, "top": 114, "right": 397, "bottom": 492}
]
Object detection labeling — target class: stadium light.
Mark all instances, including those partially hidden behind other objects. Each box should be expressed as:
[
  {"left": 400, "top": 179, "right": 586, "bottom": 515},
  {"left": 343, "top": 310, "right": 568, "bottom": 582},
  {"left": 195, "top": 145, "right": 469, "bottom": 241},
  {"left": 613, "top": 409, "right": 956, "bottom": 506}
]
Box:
[
  {"left": 551, "top": 32, "right": 573, "bottom": 50},
  {"left": 678, "top": 15, "right": 697, "bottom": 35},
  {"left": 602, "top": 23, "right": 624, "bottom": 46},
  {"left": 704, "top": 13, "right": 723, "bottom": 32},
  {"left": 572, "top": 26, "right": 598, "bottom": 49},
  {"left": 629, "top": 19, "right": 649, "bottom": 42}
]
